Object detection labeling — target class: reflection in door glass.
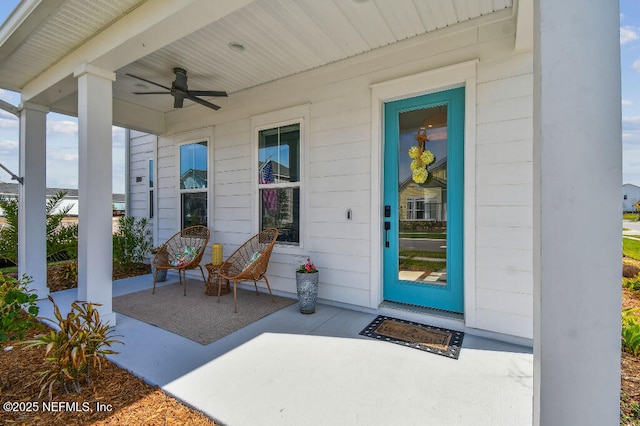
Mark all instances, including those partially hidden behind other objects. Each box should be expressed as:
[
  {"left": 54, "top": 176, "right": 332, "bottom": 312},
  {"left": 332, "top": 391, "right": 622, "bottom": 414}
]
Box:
[{"left": 397, "top": 105, "right": 448, "bottom": 286}]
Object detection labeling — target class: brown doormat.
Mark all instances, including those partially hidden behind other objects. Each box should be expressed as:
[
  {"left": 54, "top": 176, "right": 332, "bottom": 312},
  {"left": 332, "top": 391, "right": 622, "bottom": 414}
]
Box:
[
  {"left": 359, "top": 315, "right": 464, "bottom": 359},
  {"left": 113, "top": 280, "right": 295, "bottom": 345}
]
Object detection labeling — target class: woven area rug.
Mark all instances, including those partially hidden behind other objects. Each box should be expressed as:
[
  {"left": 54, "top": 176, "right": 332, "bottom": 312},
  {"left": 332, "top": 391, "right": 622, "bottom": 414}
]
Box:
[
  {"left": 359, "top": 315, "right": 464, "bottom": 359},
  {"left": 113, "top": 281, "right": 296, "bottom": 345}
]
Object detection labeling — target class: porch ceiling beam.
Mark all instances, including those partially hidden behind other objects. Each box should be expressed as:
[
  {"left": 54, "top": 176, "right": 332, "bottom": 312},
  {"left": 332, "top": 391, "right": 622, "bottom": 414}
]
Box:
[
  {"left": 515, "top": 0, "right": 533, "bottom": 51},
  {"left": 0, "top": 98, "right": 18, "bottom": 117},
  {"left": 112, "top": 99, "right": 165, "bottom": 135},
  {"left": 21, "top": 0, "right": 256, "bottom": 104}
]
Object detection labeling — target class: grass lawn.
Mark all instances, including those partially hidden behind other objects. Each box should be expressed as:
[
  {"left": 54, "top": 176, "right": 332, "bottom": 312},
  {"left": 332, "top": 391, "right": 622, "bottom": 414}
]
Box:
[
  {"left": 624, "top": 237, "right": 640, "bottom": 260},
  {"left": 399, "top": 232, "right": 446, "bottom": 239},
  {"left": 399, "top": 249, "right": 446, "bottom": 259}
]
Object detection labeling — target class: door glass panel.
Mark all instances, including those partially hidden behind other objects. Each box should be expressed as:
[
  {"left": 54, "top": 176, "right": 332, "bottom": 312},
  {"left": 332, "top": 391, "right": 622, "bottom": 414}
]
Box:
[{"left": 397, "top": 105, "right": 448, "bottom": 286}]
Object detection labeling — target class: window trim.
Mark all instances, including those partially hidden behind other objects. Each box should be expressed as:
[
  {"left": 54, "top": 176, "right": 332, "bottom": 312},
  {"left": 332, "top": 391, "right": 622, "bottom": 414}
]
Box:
[
  {"left": 251, "top": 104, "right": 309, "bottom": 251},
  {"left": 148, "top": 158, "right": 154, "bottom": 219}
]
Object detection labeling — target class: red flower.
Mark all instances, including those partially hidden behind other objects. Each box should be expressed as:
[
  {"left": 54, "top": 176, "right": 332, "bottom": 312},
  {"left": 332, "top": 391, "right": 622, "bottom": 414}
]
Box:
[{"left": 298, "top": 257, "right": 318, "bottom": 273}]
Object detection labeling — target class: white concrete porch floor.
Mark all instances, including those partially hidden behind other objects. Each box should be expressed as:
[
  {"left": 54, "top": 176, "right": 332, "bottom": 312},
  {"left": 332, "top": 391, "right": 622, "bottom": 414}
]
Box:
[{"left": 37, "top": 274, "right": 533, "bottom": 426}]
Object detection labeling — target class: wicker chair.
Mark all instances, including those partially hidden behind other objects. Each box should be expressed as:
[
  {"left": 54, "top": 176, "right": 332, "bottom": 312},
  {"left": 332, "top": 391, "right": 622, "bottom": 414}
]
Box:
[
  {"left": 217, "top": 228, "right": 279, "bottom": 312},
  {"left": 152, "top": 225, "right": 210, "bottom": 296}
]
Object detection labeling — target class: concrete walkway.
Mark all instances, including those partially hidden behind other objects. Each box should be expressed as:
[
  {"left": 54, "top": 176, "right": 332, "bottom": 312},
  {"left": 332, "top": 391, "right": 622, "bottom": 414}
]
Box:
[
  {"left": 37, "top": 275, "right": 533, "bottom": 426},
  {"left": 624, "top": 219, "right": 640, "bottom": 236}
]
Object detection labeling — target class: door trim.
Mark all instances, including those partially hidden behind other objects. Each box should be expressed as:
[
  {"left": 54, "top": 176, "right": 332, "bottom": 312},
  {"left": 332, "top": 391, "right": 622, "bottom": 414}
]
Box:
[{"left": 370, "top": 60, "right": 478, "bottom": 327}]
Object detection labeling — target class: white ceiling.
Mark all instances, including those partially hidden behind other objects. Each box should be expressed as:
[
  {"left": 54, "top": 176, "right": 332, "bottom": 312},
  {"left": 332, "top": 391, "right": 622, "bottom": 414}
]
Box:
[{"left": 0, "top": 0, "right": 514, "bottom": 116}]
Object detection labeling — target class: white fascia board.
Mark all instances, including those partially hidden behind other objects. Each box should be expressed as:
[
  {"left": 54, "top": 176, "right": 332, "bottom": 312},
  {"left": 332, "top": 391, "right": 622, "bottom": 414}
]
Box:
[{"left": 0, "top": 0, "right": 66, "bottom": 66}]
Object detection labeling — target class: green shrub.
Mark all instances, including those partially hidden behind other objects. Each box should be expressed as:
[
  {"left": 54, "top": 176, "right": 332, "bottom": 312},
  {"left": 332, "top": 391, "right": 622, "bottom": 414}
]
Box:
[
  {"left": 0, "top": 272, "right": 39, "bottom": 342},
  {"left": 45, "top": 192, "right": 78, "bottom": 262},
  {"left": 24, "top": 296, "right": 121, "bottom": 398},
  {"left": 623, "top": 276, "right": 640, "bottom": 291},
  {"left": 0, "top": 196, "right": 18, "bottom": 265},
  {"left": 0, "top": 191, "right": 78, "bottom": 265},
  {"left": 112, "top": 216, "right": 152, "bottom": 273},
  {"left": 622, "top": 308, "right": 640, "bottom": 356}
]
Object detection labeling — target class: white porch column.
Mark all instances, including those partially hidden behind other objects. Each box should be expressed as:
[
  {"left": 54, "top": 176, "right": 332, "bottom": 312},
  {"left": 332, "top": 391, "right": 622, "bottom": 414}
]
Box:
[
  {"left": 17, "top": 102, "right": 49, "bottom": 299},
  {"left": 533, "top": 1, "right": 621, "bottom": 425},
  {"left": 74, "top": 64, "right": 116, "bottom": 325}
]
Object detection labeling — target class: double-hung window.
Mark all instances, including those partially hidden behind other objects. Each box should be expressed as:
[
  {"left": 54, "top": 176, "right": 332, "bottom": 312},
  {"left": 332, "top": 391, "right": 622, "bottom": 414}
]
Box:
[
  {"left": 407, "top": 196, "right": 439, "bottom": 221},
  {"left": 258, "top": 123, "right": 300, "bottom": 245},
  {"left": 179, "top": 141, "right": 208, "bottom": 228}
]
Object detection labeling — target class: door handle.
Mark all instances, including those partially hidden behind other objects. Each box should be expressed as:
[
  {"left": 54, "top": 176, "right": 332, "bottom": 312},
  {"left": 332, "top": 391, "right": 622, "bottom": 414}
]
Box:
[{"left": 384, "top": 221, "right": 391, "bottom": 248}]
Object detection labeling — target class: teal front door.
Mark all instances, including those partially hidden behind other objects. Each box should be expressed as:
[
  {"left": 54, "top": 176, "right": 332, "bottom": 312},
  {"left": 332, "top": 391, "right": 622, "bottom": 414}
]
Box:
[{"left": 383, "top": 87, "right": 464, "bottom": 313}]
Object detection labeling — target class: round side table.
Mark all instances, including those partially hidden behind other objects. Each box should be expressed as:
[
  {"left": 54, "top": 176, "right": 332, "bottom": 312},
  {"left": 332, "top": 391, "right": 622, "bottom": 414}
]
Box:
[{"left": 204, "top": 263, "right": 231, "bottom": 296}]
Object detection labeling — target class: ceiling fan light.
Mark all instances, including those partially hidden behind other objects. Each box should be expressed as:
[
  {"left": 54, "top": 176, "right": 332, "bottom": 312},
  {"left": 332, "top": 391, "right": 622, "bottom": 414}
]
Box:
[{"left": 228, "top": 42, "right": 245, "bottom": 52}]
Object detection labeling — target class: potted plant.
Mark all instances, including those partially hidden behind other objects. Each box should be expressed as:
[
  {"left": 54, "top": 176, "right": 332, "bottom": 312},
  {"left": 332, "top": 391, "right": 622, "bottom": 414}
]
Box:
[
  {"left": 150, "top": 246, "right": 167, "bottom": 282},
  {"left": 296, "top": 257, "right": 319, "bottom": 314}
]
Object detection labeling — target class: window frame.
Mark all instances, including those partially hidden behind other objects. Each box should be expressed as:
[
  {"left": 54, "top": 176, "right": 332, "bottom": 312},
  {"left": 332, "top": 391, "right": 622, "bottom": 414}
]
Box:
[
  {"left": 148, "top": 158, "right": 154, "bottom": 219},
  {"left": 177, "top": 138, "right": 210, "bottom": 229},
  {"left": 251, "top": 104, "right": 309, "bottom": 251},
  {"left": 257, "top": 122, "right": 301, "bottom": 245}
]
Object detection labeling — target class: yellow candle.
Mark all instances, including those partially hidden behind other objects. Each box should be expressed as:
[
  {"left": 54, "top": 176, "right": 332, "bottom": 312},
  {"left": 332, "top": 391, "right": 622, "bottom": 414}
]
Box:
[{"left": 212, "top": 244, "right": 223, "bottom": 266}]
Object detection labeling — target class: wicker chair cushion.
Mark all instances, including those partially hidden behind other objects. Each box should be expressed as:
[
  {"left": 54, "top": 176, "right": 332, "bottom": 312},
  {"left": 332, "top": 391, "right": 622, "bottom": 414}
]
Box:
[
  {"left": 242, "top": 251, "right": 263, "bottom": 271},
  {"left": 170, "top": 246, "right": 201, "bottom": 267}
]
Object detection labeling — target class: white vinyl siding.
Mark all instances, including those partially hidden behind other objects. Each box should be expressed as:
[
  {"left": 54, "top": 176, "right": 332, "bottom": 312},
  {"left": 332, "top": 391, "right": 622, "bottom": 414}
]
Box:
[
  {"left": 134, "top": 14, "right": 534, "bottom": 340},
  {"left": 128, "top": 131, "right": 156, "bottom": 219},
  {"left": 474, "top": 51, "right": 534, "bottom": 337}
]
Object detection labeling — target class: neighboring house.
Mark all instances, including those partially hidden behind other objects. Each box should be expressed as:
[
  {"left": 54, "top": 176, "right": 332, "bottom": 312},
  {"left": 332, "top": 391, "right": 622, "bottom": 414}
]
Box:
[
  {"left": 0, "top": 1, "right": 622, "bottom": 423},
  {"left": 179, "top": 169, "right": 207, "bottom": 190},
  {"left": 0, "top": 182, "right": 79, "bottom": 216},
  {"left": 623, "top": 183, "right": 640, "bottom": 212},
  {"left": 0, "top": 182, "right": 125, "bottom": 217},
  {"left": 398, "top": 159, "right": 447, "bottom": 223}
]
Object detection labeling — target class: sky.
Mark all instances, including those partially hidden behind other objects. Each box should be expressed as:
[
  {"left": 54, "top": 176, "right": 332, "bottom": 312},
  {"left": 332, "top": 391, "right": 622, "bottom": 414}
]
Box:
[
  {"left": 0, "top": 2, "right": 637, "bottom": 193},
  {"left": 0, "top": 0, "right": 126, "bottom": 194},
  {"left": 622, "top": 0, "right": 640, "bottom": 184}
]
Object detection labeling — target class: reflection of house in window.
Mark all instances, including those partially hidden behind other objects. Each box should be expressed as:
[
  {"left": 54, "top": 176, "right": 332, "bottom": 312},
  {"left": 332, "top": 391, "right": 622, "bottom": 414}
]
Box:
[
  {"left": 180, "top": 169, "right": 207, "bottom": 190},
  {"left": 399, "top": 158, "right": 447, "bottom": 222}
]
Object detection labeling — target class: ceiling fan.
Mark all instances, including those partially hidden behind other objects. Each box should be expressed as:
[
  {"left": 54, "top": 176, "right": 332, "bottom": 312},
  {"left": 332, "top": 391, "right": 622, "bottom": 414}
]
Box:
[{"left": 126, "top": 67, "right": 228, "bottom": 110}]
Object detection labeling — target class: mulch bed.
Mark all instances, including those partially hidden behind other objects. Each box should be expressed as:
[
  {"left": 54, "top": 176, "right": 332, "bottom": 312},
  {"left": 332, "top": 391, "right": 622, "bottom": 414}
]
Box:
[
  {"left": 0, "top": 323, "right": 216, "bottom": 425},
  {"left": 0, "top": 263, "right": 216, "bottom": 425}
]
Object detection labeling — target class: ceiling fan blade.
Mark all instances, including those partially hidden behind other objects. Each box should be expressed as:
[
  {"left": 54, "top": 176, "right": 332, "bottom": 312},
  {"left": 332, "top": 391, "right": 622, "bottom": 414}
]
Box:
[
  {"left": 132, "top": 91, "right": 170, "bottom": 95},
  {"left": 187, "top": 90, "right": 228, "bottom": 97},
  {"left": 126, "top": 73, "right": 172, "bottom": 91},
  {"left": 187, "top": 95, "right": 221, "bottom": 110}
]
